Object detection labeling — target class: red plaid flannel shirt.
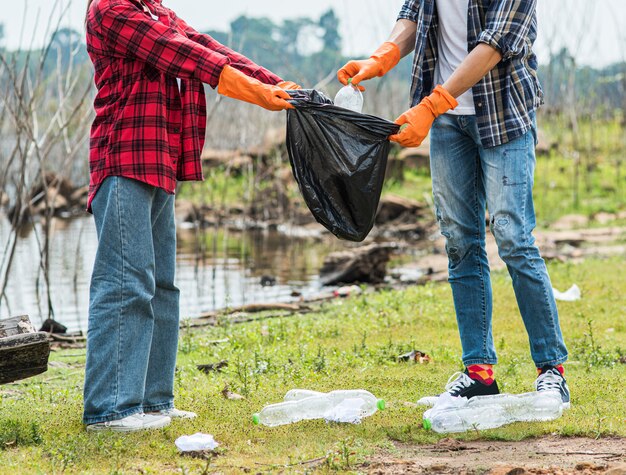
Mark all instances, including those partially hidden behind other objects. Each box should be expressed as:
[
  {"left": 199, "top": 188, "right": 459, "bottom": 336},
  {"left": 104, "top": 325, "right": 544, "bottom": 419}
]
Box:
[{"left": 85, "top": 0, "right": 282, "bottom": 211}]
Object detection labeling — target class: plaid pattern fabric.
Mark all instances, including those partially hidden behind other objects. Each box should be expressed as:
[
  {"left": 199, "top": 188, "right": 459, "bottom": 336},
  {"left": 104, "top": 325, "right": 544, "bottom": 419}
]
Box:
[
  {"left": 85, "top": 0, "right": 282, "bottom": 211},
  {"left": 397, "top": 0, "right": 542, "bottom": 148},
  {"left": 467, "top": 364, "right": 495, "bottom": 384}
]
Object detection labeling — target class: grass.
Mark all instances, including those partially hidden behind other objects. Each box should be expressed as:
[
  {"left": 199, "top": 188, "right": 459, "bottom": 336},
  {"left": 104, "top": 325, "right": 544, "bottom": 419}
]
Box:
[{"left": 0, "top": 257, "right": 624, "bottom": 474}]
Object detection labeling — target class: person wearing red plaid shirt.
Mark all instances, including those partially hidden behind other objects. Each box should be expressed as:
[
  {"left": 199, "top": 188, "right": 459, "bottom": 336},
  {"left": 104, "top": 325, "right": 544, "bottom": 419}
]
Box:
[{"left": 83, "top": 0, "right": 301, "bottom": 432}]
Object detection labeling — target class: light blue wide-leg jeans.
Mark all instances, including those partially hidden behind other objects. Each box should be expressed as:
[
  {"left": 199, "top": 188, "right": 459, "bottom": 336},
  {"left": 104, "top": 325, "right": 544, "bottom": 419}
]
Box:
[{"left": 83, "top": 176, "right": 179, "bottom": 424}]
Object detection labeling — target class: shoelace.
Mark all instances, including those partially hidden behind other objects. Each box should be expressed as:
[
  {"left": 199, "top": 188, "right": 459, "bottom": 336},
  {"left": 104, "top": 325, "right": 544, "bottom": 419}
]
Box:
[
  {"left": 444, "top": 372, "right": 473, "bottom": 393},
  {"left": 535, "top": 370, "right": 563, "bottom": 392}
]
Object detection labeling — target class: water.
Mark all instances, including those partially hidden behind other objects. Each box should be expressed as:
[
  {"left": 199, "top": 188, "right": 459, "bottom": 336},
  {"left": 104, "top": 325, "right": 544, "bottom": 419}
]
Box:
[{"left": 0, "top": 215, "right": 345, "bottom": 333}]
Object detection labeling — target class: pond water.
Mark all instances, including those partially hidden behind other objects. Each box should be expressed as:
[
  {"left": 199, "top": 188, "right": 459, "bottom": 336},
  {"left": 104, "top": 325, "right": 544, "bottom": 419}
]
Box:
[{"left": 0, "top": 215, "right": 350, "bottom": 333}]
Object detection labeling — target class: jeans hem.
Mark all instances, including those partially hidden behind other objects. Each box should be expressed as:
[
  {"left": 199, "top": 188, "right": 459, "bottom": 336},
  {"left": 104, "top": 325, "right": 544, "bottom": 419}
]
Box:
[
  {"left": 463, "top": 358, "right": 498, "bottom": 366},
  {"left": 142, "top": 401, "right": 174, "bottom": 412},
  {"left": 534, "top": 354, "right": 568, "bottom": 368},
  {"left": 83, "top": 406, "right": 143, "bottom": 425}
]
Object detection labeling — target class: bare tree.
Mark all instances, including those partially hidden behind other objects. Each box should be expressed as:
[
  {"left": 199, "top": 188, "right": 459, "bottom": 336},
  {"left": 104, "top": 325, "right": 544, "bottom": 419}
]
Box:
[{"left": 0, "top": 0, "right": 93, "bottom": 319}]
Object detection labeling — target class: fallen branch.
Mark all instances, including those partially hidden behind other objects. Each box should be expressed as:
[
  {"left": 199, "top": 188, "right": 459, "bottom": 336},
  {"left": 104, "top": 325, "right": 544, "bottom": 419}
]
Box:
[
  {"left": 201, "top": 338, "right": 230, "bottom": 345},
  {"left": 536, "top": 451, "right": 623, "bottom": 457},
  {"left": 47, "top": 333, "right": 85, "bottom": 343},
  {"left": 186, "top": 303, "right": 313, "bottom": 329},
  {"left": 196, "top": 303, "right": 306, "bottom": 320},
  {"left": 254, "top": 456, "right": 327, "bottom": 468}
]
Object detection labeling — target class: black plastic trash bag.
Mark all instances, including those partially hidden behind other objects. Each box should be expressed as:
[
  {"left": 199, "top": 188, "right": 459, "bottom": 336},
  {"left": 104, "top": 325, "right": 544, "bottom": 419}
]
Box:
[{"left": 286, "top": 89, "right": 400, "bottom": 242}]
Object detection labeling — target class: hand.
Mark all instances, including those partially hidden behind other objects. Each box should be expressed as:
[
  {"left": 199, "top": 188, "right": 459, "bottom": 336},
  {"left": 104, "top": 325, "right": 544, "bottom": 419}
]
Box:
[
  {"left": 390, "top": 85, "right": 458, "bottom": 147},
  {"left": 217, "top": 65, "right": 294, "bottom": 111},
  {"left": 277, "top": 81, "right": 302, "bottom": 90},
  {"left": 337, "top": 42, "right": 400, "bottom": 91}
]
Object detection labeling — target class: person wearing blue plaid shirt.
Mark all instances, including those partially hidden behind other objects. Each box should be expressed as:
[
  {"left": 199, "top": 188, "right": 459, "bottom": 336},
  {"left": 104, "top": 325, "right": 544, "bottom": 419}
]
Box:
[{"left": 338, "top": 0, "right": 570, "bottom": 408}]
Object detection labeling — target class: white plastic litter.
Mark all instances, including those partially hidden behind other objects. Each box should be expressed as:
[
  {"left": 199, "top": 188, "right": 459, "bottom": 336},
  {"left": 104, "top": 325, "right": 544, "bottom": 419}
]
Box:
[
  {"left": 423, "top": 392, "right": 467, "bottom": 413},
  {"left": 552, "top": 284, "right": 581, "bottom": 301},
  {"left": 175, "top": 433, "right": 219, "bottom": 452},
  {"left": 416, "top": 395, "right": 439, "bottom": 406},
  {"left": 323, "top": 397, "right": 367, "bottom": 424},
  {"left": 334, "top": 82, "right": 364, "bottom": 113},
  {"left": 253, "top": 389, "right": 385, "bottom": 427},
  {"left": 423, "top": 391, "right": 564, "bottom": 433}
]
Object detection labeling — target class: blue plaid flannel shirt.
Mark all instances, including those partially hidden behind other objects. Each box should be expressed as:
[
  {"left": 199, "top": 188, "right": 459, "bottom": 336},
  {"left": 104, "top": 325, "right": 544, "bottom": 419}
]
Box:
[{"left": 397, "top": 0, "right": 543, "bottom": 148}]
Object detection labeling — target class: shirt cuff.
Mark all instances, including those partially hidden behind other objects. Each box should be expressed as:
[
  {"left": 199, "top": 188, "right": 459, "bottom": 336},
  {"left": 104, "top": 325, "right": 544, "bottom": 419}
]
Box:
[
  {"left": 397, "top": 11, "right": 418, "bottom": 23},
  {"left": 250, "top": 69, "right": 282, "bottom": 86},
  {"left": 195, "top": 53, "right": 230, "bottom": 89},
  {"left": 477, "top": 30, "right": 516, "bottom": 61}
]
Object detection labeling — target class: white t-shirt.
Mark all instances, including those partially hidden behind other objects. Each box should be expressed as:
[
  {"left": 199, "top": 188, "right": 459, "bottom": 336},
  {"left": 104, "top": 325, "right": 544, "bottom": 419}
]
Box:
[{"left": 434, "top": 0, "right": 476, "bottom": 115}]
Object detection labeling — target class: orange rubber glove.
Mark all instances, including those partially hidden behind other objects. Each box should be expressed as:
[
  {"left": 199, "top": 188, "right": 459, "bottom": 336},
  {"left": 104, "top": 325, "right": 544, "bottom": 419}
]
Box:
[
  {"left": 390, "top": 85, "right": 458, "bottom": 147},
  {"left": 337, "top": 42, "right": 401, "bottom": 91},
  {"left": 217, "top": 65, "right": 294, "bottom": 111},
  {"left": 277, "top": 81, "right": 302, "bottom": 90}
]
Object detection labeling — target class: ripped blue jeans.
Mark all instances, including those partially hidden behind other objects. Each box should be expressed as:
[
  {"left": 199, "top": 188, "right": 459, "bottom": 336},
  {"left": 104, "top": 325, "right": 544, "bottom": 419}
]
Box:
[{"left": 429, "top": 113, "right": 568, "bottom": 368}]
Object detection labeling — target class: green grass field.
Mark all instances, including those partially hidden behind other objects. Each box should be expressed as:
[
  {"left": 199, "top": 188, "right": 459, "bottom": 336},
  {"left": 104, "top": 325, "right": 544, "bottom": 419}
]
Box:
[{"left": 1, "top": 257, "right": 624, "bottom": 474}]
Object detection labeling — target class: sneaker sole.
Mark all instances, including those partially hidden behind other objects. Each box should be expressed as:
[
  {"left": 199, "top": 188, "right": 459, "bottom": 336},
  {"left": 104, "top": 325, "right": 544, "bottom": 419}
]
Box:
[
  {"left": 148, "top": 411, "right": 197, "bottom": 419},
  {"left": 170, "top": 414, "right": 197, "bottom": 419},
  {"left": 142, "top": 417, "right": 172, "bottom": 430},
  {"left": 86, "top": 417, "right": 171, "bottom": 432},
  {"left": 87, "top": 424, "right": 144, "bottom": 433}
]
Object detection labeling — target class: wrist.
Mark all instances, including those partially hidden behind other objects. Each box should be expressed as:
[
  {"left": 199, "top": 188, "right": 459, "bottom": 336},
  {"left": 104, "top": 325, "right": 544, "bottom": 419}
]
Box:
[
  {"left": 371, "top": 42, "right": 401, "bottom": 77},
  {"left": 428, "top": 85, "right": 458, "bottom": 116}
]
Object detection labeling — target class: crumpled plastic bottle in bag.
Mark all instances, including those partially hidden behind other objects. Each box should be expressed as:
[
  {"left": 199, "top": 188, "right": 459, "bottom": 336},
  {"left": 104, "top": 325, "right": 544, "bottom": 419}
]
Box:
[{"left": 334, "top": 79, "right": 364, "bottom": 113}]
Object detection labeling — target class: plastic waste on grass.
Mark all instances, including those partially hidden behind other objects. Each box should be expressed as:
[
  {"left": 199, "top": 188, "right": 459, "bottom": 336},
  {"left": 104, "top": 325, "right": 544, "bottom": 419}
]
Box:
[
  {"left": 552, "top": 284, "right": 581, "bottom": 301},
  {"left": 284, "top": 389, "right": 384, "bottom": 408},
  {"left": 422, "top": 391, "right": 564, "bottom": 433},
  {"left": 253, "top": 389, "right": 385, "bottom": 427},
  {"left": 334, "top": 79, "right": 364, "bottom": 113},
  {"left": 175, "top": 433, "right": 219, "bottom": 452}
]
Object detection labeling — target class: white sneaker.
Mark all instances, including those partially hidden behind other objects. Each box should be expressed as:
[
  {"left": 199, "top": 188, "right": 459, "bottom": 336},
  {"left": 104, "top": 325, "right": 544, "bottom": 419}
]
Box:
[
  {"left": 156, "top": 408, "right": 197, "bottom": 419},
  {"left": 86, "top": 413, "right": 171, "bottom": 432}
]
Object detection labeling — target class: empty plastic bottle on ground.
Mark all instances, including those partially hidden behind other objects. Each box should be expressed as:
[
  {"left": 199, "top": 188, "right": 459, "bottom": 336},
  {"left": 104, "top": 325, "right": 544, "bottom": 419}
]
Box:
[
  {"left": 285, "top": 389, "right": 385, "bottom": 410},
  {"left": 334, "top": 79, "right": 364, "bottom": 113},
  {"left": 423, "top": 390, "right": 563, "bottom": 433},
  {"left": 253, "top": 389, "right": 385, "bottom": 427}
]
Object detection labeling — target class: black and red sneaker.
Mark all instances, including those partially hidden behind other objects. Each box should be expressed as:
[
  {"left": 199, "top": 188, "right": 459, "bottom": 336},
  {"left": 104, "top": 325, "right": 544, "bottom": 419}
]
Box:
[
  {"left": 535, "top": 367, "right": 571, "bottom": 409},
  {"left": 417, "top": 370, "right": 500, "bottom": 406}
]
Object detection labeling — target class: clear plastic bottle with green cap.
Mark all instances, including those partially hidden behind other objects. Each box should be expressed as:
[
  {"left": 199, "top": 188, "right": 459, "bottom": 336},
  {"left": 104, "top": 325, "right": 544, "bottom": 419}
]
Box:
[
  {"left": 253, "top": 389, "right": 385, "bottom": 427},
  {"left": 422, "top": 390, "right": 563, "bottom": 433},
  {"left": 334, "top": 78, "right": 364, "bottom": 113}
]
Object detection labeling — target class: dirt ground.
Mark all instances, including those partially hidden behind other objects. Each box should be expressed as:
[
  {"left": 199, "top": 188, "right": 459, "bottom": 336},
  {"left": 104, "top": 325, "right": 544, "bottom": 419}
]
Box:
[{"left": 362, "top": 437, "right": 626, "bottom": 475}]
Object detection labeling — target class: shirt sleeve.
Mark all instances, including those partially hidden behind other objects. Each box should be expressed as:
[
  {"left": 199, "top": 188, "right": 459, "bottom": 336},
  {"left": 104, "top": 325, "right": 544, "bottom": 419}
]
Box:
[
  {"left": 94, "top": 0, "right": 229, "bottom": 88},
  {"left": 397, "top": 0, "right": 420, "bottom": 23},
  {"left": 476, "top": 0, "right": 536, "bottom": 61},
  {"left": 172, "top": 14, "right": 283, "bottom": 86}
]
